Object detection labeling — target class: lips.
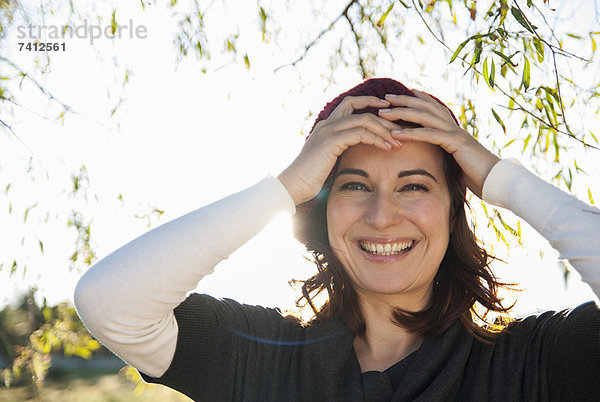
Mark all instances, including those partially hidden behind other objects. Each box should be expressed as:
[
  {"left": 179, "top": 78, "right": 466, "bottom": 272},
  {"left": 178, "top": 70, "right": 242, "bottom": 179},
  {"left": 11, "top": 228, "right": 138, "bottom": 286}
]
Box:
[{"left": 358, "top": 240, "right": 414, "bottom": 256}]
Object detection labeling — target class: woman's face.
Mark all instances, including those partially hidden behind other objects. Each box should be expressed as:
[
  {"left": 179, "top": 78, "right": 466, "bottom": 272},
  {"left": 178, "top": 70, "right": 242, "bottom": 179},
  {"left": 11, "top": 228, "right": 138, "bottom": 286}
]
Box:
[{"left": 326, "top": 142, "right": 452, "bottom": 308}]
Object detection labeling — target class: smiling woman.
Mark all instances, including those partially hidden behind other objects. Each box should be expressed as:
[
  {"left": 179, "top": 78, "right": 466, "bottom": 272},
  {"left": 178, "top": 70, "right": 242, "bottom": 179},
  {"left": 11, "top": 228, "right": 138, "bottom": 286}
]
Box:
[{"left": 74, "top": 78, "right": 600, "bottom": 401}]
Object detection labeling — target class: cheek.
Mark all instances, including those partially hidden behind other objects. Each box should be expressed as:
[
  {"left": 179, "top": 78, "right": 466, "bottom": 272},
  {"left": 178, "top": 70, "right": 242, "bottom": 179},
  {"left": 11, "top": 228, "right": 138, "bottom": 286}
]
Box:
[
  {"left": 407, "top": 199, "right": 451, "bottom": 239},
  {"left": 326, "top": 197, "right": 358, "bottom": 246}
]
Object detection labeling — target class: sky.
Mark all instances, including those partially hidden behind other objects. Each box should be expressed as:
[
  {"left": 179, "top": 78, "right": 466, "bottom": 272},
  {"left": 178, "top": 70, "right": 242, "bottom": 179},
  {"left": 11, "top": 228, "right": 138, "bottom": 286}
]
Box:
[{"left": 1, "top": 0, "right": 599, "bottom": 316}]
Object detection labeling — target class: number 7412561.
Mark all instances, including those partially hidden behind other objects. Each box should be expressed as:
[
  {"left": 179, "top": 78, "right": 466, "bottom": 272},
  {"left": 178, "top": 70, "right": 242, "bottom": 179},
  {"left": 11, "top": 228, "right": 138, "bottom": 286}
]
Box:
[{"left": 19, "top": 42, "right": 66, "bottom": 51}]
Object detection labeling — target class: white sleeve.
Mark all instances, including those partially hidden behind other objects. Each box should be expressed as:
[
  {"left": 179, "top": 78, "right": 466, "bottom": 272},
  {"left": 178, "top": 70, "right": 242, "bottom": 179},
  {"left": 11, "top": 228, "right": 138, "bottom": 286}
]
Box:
[
  {"left": 482, "top": 158, "right": 600, "bottom": 295},
  {"left": 73, "top": 175, "right": 296, "bottom": 378}
]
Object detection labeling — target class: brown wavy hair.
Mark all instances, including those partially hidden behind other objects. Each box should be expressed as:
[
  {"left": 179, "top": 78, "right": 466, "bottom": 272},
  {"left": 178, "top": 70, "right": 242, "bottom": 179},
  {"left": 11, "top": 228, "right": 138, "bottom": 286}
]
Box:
[{"left": 291, "top": 78, "right": 513, "bottom": 341}]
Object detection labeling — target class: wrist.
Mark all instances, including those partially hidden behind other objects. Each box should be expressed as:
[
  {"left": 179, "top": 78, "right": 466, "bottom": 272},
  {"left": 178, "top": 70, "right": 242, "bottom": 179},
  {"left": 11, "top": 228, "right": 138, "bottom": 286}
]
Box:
[{"left": 277, "top": 168, "right": 303, "bottom": 206}]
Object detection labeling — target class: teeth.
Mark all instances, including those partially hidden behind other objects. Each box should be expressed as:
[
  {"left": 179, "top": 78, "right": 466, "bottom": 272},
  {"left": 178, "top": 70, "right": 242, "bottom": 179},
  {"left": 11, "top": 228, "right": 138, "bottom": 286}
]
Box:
[{"left": 359, "top": 240, "right": 414, "bottom": 256}]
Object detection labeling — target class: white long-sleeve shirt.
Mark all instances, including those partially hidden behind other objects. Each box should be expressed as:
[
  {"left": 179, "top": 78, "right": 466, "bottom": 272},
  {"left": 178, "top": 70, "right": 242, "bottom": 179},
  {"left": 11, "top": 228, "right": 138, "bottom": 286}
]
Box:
[{"left": 73, "top": 159, "right": 600, "bottom": 378}]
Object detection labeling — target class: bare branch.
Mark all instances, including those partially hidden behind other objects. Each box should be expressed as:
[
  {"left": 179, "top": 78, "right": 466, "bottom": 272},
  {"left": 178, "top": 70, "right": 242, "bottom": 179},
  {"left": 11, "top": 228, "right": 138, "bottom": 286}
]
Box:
[
  {"left": 0, "top": 56, "right": 72, "bottom": 113},
  {"left": 412, "top": 0, "right": 453, "bottom": 53},
  {"left": 344, "top": 5, "right": 367, "bottom": 79},
  {"left": 274, "top": 0, "right": 359, "bottom": 73},
  {"left": 0, "top": 116, "right": 34, "bottom": 154},
  {"left": 361, "top": 4, "right": 396, "bottom": 64}
]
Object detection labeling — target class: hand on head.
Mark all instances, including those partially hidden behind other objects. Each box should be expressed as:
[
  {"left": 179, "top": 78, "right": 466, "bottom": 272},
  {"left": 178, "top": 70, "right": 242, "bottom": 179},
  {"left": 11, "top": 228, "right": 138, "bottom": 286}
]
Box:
[
  {"left": 278, "top": 82, "right": 500, "bottom": 207},
  {"left": 278, "top": 96, "right": 405, "bottom": 206},
  {"left": 379, "top": 89, "right": 500, "bottom": 198}
]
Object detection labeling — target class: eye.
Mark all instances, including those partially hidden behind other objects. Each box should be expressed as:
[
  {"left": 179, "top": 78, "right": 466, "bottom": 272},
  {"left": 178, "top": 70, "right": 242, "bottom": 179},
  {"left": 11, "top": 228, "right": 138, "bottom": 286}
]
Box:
[
  {"left": 401, "top": 183, "right": 429, "bottom": 192},
  {"left": 340, "top": 182, "right": 370, "bottom": 191}
]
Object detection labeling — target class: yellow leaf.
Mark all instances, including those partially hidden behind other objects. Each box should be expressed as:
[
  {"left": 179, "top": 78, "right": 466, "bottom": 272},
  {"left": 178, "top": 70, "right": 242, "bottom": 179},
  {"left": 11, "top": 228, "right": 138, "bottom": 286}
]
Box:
[{"left": 111, "top": 10, "right": 118, "bottom": 35}]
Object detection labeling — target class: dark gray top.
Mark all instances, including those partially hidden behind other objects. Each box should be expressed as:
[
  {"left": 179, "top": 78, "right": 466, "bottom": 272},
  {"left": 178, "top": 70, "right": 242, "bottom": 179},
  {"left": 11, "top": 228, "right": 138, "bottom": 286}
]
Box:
[{"left": 142, "top": 294, "right": 600, "bottom": 401}]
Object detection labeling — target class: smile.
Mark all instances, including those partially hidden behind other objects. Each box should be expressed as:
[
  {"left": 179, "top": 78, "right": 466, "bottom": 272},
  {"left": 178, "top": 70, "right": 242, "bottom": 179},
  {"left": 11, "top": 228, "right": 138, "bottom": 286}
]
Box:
[{"left": 358, "top": 240, "right": 414, "bottom": 256}]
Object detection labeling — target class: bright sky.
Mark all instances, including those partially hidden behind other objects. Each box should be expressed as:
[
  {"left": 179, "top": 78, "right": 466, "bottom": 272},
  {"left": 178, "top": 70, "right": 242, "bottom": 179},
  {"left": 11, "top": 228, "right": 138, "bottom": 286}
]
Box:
[{"left": 1, "top": 0, "right": 599, "bottom": 317}]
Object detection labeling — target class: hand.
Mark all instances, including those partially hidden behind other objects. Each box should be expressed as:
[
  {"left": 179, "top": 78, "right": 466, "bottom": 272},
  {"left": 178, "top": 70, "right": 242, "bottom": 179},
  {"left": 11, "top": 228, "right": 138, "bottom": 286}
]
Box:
[
  {"left": 378, "top": 89, "right": 500, "bottom": 198},
  {"left": 278, "top": 96, "right": 403, "bottom": 205}
]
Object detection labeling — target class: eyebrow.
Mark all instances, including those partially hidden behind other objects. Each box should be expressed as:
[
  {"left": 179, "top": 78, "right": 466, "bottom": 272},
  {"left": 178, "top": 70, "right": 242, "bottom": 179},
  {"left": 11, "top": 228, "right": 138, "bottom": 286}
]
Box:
[{"left": 334, "top": 168, "right": 438, "bottom": 183}]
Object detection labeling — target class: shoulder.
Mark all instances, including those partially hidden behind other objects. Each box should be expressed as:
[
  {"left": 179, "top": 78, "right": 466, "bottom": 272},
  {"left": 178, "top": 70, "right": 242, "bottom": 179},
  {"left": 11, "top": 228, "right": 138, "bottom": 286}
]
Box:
[
  {"left": 459, "top": 302, "right": 600, "bottom": 400},
  {"left": 502, "top": 301, "right": 600, "bottom": 338}
]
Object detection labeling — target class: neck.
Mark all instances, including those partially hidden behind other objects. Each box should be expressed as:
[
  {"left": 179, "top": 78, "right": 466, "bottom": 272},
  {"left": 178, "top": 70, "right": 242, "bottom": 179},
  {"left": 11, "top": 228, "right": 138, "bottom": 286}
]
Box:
[{"left": 353, "top": 294, "right": 427, "bottom": 373}]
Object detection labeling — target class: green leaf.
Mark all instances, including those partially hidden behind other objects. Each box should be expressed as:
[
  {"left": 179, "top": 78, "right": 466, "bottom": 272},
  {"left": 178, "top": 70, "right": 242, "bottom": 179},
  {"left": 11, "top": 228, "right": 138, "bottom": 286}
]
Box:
[
  {"left": 243, "top": 54, "right": 250, "bottom": 69},
  {"left": 259, "top": 6, "right": 268, "bottom": 41},
  {"left": 470, "top": 40, "right": 482, "bottom": 68},
  {"left": 378, "top": 3, "right": 395, "bottom": 27},
  {"left": 533, "top": 37, "right": 544, "bottom": 62},
  {"left": 492, "top": 50, "right": 518, "bottom": 67},
  {"left": 489, "top": 59, "right": 495, "bottom": 88},
  {"left": 450, "top": 33, "right": 490, "bottom": 64},
  {"left": 110, "top": 10, "right": 118, "bottom": 35},
  {"left": 522, "top": 57, "right": 530, "bottom": 90},
  {"left": 398, "top": 0, "right": 410, "bottom": 7},
  {"left": 450, "top": 40, "right": 468, "bottom": 63},
  {"left": 503, "top": 138, "right": 516, "bottom": 148},
  {"left": 523, "top": 133, "right": 531, "bottom": 152},
  {"left": 589, "top": 188, "right": 595, "bottom": 205},
  {"left": 511, "top": 6, "right": 536, "bottom": 33},
  {"left": 39, "top": 240, "right": 44, "bottom": 254},
  {"left": 543, "top": 86, "right": 560, "bottom": 104},
  {"left": 43, "top": 306, "right": 52, "bottom": 322},
  {"left": 483, "top": 57, "right": 489, "bottom": 86},
  {"left": 492, "top": 108, "right": 506, "bottom": 134}
]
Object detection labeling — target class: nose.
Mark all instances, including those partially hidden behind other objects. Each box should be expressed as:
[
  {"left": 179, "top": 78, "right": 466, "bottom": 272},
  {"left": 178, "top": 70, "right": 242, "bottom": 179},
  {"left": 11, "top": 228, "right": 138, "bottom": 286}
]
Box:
[{"left": 364, "top": 191, "right": 402, "bottom": 230}]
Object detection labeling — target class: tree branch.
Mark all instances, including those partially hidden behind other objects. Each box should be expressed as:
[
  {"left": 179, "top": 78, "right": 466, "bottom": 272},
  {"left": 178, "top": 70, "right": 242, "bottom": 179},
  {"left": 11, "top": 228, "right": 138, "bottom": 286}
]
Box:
[
  {"left": 0, "top": 114, "right": 34, "bottom": 154},
  {"left": 344, "top": 4, "right": 368, "bottom": 79},
  {"left": 513, "top": 0, "right": 574, "bottom": 136},
  {"left": 274, "top": 0, "right": 359, "bottom": 73},
  {"left": 0, "top": 56, "right": 72, "bottom": 113},
  {"left": 412, "top": 0, "right": 596, "bottom": 150}
]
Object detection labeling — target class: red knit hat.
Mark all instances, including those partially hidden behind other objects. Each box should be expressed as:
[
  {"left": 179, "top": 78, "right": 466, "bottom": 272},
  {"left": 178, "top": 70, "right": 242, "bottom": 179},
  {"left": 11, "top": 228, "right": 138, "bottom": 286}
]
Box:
[{"left": 292, "top": 78, "right": 462, "bottom": 244}]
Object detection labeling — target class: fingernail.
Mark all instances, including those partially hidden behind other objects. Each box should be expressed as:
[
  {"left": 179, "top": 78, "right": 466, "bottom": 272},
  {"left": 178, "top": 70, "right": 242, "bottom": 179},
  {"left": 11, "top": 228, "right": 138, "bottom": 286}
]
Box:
[
  {"left": 393, "top": 140, "right": 403, "bottom": 147},
  {"left": 391, "top": 129, "right": 403, "bottom": 135},
  {"left": 379, "top": 108, "right": 391, "bottom": 113},
  {"left": 385, "top": 94, "right": 397, "bottom": 99},
  {"left": 384, "top": 141, "right": 393, "bottom": 149}
]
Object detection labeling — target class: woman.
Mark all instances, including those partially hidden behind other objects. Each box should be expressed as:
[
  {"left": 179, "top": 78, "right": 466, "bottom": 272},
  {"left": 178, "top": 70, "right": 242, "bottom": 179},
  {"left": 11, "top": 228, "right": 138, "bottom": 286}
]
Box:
[{"left": 74, "top": 78, "right": 600, "bottom": 401}]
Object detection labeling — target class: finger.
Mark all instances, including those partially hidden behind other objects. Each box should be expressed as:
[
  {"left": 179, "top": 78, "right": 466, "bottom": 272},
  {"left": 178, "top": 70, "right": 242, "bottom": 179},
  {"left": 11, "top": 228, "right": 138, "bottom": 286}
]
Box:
[
  {"left": 328, "top": 96, "right": 390, "bottom": 120},
  {"left": 385, "top": 91, "right": 455, "bottom": 121},
  {"left": 336, "top": 127, "right": 395, "bottom": 152},
  {"left": 390, "top": 127, "right": 462, "bottom": 154},
  {"left": 331, "top": 113, "right": 403, "bottom": 146},
  {"left": 378, "top": 107, "right": 449, "bottom": 131}
]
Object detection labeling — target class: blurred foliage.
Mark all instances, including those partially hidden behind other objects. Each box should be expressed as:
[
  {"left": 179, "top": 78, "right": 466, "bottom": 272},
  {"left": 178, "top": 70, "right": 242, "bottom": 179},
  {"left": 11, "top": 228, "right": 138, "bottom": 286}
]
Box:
[{"left": 0, "top": 291, "right": 100, "bottom": 392}]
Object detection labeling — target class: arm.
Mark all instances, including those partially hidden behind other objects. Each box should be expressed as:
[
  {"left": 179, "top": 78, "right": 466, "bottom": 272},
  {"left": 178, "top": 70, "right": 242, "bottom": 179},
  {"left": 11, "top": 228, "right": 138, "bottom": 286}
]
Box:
[
  {"left": 73, "top": 175, "right": 295, "bottom": 378},
  {"left": 75, "top": 95, "right": 406, "bottom": 380},
  {"left": 482, "top": 158, "right": 600, "bottom": 296}
]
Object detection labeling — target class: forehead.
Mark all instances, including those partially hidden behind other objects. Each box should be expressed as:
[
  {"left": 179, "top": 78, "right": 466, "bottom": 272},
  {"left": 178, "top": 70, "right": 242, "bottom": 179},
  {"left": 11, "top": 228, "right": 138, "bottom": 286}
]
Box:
[{"left": 337, "top": 142, "right": 446, "bottom": 174}]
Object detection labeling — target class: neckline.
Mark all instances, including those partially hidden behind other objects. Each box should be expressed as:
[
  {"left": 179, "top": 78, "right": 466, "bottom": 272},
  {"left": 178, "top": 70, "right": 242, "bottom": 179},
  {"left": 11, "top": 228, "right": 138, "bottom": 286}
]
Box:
[{"left": 360, "top": 347, "right": 420, "bottom": 375}]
